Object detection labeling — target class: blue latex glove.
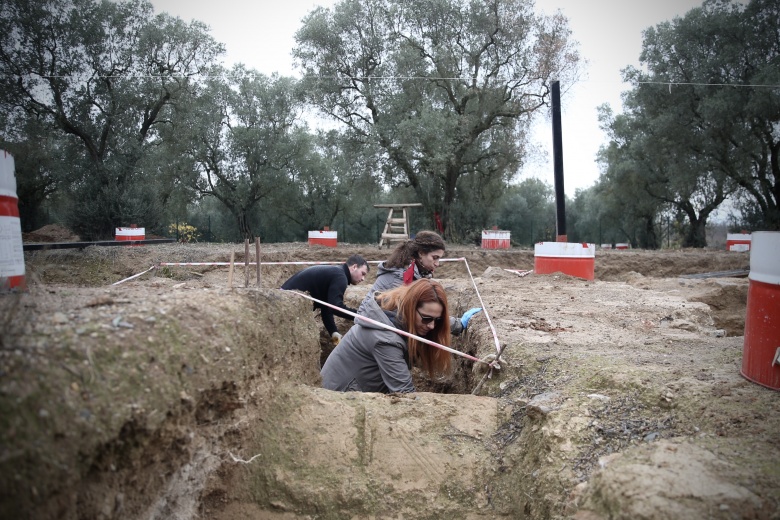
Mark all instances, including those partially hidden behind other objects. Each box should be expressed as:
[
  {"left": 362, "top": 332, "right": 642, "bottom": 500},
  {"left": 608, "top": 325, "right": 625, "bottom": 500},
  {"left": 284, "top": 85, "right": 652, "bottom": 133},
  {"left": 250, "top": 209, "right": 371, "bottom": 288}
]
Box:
[{"left": 460, "top": 307, "right": 482, "bottom": 329}]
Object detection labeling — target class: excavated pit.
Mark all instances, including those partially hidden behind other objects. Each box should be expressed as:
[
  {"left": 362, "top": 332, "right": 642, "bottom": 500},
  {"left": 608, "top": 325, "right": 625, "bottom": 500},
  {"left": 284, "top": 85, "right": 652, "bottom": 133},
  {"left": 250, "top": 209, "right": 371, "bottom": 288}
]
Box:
[{"left": 3, "top": 240, "right": 778, "bottom": 520}]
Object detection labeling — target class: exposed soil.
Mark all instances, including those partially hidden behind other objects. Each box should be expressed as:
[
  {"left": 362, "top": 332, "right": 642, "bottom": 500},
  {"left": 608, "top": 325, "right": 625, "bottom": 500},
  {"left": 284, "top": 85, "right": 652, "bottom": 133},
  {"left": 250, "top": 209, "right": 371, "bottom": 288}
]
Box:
[
  {"left": 21, "top": 223, "right": 81, "bottom": 243},
  {"left": 2, "top": 228, "right": 778, "bottom": 519}
]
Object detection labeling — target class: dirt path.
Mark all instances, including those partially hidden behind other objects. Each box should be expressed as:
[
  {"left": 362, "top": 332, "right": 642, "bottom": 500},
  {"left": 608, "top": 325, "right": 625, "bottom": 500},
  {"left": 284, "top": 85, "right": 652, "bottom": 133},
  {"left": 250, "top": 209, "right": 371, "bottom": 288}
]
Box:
[{"left": 2, "top": 240, "right": 777, "bottom": 519}]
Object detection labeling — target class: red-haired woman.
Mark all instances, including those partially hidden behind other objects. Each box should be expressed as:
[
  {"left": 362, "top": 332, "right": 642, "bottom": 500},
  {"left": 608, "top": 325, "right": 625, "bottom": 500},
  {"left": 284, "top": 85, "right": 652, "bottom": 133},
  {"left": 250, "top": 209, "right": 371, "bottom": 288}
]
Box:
[{"left": 321, "top": 279, "right": 452, "bottom": 393}]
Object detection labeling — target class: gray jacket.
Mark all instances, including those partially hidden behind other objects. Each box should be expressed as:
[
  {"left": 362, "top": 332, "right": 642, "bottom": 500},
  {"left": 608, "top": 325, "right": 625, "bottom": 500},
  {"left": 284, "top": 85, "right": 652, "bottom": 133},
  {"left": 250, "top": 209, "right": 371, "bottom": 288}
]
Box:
[
  {"left": 359, "top": 261, "right": 423, "bottom": 308},
  {"left": 361, "top": 261, "right": 464, "bottom": 335},
  {"left": 321, "top": 294, "right": 415, "bottom": 394}
]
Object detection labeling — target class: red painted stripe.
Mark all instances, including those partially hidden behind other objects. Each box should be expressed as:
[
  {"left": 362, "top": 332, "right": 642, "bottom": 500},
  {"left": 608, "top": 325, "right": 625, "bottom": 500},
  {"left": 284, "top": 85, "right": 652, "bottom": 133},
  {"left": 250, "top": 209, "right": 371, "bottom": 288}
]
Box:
[{"left": 0, "top": 195, "right": 20, "bottom": 217}]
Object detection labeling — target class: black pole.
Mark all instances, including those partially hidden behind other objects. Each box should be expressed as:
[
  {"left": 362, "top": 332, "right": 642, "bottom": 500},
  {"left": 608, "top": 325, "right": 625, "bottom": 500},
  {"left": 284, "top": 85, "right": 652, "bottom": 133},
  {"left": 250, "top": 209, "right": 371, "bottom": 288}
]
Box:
[{"left": 551, "top": 80, "right": 566, "bottom": 239}]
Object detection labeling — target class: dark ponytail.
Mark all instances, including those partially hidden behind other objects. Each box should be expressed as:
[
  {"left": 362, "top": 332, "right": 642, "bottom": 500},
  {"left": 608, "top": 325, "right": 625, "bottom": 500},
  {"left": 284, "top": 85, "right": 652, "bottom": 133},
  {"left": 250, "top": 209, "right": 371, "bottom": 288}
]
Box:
[{"left": 385, "top": 231, "right": 446, "bottom": 268}]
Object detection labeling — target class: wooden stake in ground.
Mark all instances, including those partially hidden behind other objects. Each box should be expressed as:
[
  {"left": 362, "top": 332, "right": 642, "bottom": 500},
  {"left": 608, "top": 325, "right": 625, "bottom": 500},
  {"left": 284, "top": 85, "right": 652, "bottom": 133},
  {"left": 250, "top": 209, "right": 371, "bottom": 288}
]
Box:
[
  {"left": 227, "top": 251, "right": 235, "bottom": 289},
  {"left": 244, "top": 239, "right": 250, "bottom": 288},
  {"left": 255, "top": 237, "right": 261, "bottom": 287}
]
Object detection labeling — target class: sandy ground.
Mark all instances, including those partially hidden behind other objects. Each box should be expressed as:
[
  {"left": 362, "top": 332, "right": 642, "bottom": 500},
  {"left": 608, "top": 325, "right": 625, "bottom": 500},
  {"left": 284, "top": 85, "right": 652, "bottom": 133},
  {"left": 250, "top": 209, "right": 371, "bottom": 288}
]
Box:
[{"left": 1, "top": 228, "right": 778, "bottom": 519}]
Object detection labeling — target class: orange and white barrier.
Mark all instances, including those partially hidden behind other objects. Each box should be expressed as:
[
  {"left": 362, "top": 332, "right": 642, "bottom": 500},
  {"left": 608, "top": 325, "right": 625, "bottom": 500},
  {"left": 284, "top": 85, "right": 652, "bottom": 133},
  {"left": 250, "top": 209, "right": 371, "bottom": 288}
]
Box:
[
  {"left": 0, "top": 150, "right": 26, "bottom": 292},
  {"left": 615, "top": 243, "right": 630, "bottom": 250},
  {"left": 481, "top": 230, "right": 510, "bottom": 249},
  {"left": 741, "top": 231, "right": 780, "bottom": 390},
  {"left": 116, "top": 227, "right": 145, "bottom": 241},
  {"left": 726, "top": 233, "right": 751, "bottom": 252},
  {"left": 534, "top": 242, "right": 595, "bottom": 281},
  {"left": 308, "top": 230, "right": 337, "bottom": 247}
]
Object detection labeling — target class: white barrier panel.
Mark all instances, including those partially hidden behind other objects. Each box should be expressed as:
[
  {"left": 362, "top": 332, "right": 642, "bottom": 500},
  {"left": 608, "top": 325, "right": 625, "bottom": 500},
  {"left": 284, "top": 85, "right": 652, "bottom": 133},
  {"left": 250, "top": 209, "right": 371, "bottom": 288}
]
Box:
[
  {"left": 308, "top": 230, "right": 337, "bottom": 247},
  {"left": 116, "top": 227, "right": 145, "bottom": 241},
  {"left": 481, "top": 230, "right": 510, "bottom": 249},
  {"left": 726, "top": 233, "right": 751, "bottom": 252}
]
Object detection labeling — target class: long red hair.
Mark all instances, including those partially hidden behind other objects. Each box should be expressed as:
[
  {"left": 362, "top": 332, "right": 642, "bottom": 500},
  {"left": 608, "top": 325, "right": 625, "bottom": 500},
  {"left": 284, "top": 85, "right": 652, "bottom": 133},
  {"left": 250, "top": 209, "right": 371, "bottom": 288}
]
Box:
[{"left": 376, "top": 279, "right": 451, "bottom": 377}]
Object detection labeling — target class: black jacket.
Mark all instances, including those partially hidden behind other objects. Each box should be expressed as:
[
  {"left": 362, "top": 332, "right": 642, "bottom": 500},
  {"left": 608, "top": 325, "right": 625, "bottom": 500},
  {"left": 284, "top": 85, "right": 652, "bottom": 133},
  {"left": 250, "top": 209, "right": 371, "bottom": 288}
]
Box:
[{"left": 281, "top": 263, "right": 356, "bottom": 334}]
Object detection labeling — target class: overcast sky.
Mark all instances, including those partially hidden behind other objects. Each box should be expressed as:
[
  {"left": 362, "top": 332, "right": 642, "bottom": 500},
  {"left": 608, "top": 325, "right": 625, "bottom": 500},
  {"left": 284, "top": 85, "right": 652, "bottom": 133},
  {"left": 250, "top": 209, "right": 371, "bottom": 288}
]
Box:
[{"left": 150, "top": 0, "right": 705, "bottom": 196}]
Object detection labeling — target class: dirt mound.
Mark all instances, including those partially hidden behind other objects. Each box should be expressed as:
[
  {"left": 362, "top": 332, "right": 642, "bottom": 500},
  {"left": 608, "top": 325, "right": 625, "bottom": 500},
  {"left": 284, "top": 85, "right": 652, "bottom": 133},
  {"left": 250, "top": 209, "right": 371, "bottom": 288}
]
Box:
[
  {"left": 22, "top": 224, "right": 81, "bottom": 243},
  {"left": 3, "top": 243, "right": 777, "bottom": 519}
]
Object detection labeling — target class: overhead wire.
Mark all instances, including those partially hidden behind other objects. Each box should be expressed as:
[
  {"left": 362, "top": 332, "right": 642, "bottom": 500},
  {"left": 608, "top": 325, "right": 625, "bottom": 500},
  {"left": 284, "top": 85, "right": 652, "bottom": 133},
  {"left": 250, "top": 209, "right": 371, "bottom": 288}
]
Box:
[{"left": 19, "top": 72, "right": 780, "bottom": 90}]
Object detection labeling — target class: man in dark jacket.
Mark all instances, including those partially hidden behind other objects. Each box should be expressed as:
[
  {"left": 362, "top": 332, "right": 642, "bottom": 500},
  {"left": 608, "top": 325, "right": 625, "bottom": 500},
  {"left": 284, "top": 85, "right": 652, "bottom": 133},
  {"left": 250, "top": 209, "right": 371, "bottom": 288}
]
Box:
[{"left": 281, "top": 255, "right": 369, "bottom": 342}]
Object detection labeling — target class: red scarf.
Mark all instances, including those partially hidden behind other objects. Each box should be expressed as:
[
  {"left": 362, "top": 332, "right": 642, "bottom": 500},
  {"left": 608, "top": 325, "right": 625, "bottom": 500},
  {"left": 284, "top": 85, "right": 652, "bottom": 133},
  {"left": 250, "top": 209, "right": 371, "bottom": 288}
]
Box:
[{"left": 403, "top": 261, "right": 416, "bottom": 285}]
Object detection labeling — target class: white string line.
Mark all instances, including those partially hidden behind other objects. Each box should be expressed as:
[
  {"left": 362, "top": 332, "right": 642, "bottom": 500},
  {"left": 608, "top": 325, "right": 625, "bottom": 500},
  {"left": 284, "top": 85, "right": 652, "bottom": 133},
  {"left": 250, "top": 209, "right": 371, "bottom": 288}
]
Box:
[
  {"left": 282, "top": 288, "right": 491, "bottom": 365},
  {"left": 111, "top": 264, "right": 156, "bottom": 286},
  {"left": 637, "top": 80, "right": 780, "bottom": 89},
  {"left": 447, "top": 258, "right": 502, "bottom": 355},
  {"left": 158, "top": 261, "right": 384, "bottom": 266},
  {"left": 113, "top": 257, "right": 505, "bottom": 358},
  {"left": 112, "top": 259, "right": 385, "bottom": 283}
]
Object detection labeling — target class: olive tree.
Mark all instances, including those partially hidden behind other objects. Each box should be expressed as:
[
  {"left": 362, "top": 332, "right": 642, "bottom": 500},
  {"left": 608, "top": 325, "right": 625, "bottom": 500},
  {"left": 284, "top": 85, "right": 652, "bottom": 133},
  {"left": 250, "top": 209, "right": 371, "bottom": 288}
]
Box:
[
  {"left": 293, "top": 0, "right": 580, "bottom": 239},
  {"left": 603, "top": 0, "right": 780, "bottom": 243},
  {"left": 0, "top": 0, "right": 223, "bottom": 238}
]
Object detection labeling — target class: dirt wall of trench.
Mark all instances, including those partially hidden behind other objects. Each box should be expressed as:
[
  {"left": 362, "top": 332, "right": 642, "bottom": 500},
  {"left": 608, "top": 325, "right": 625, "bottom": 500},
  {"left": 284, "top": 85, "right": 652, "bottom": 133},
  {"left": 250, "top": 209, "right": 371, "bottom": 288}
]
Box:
[{"left": 0, "top": 282, "right": 321, "bottom": 519}]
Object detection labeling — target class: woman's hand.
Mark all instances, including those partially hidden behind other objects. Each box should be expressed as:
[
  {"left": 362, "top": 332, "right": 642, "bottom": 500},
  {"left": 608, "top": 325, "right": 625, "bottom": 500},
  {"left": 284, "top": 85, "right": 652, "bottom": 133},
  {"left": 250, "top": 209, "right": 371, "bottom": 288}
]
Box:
[{"left": 460, "top": 307, "right": 482, "bottom": 329}]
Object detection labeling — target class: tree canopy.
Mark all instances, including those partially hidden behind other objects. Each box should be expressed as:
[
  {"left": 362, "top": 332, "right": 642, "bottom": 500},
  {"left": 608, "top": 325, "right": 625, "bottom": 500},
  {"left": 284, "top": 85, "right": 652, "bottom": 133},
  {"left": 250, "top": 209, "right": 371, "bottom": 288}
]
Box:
[
  {"left": 0, "top": 0, "right": 224, "bottom": 238},
  {"left": 598, "top": 0, "right": 780, "bottom": 245},
  {"left": 293, "top": 0, "right": 580, "bottom": 239}
]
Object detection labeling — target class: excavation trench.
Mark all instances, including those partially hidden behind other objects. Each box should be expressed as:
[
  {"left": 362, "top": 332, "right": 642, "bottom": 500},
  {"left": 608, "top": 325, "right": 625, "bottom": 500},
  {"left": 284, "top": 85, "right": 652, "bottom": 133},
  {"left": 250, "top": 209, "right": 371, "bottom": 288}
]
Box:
[
  {"left": 7, "top": 243, "right": 776, "bottom": 520},
  {"left": 2, "top": 279, "right": 549, "bottom": 520},
  {"left": 197, "top": 295, "right": 540, "bottom": 519}
]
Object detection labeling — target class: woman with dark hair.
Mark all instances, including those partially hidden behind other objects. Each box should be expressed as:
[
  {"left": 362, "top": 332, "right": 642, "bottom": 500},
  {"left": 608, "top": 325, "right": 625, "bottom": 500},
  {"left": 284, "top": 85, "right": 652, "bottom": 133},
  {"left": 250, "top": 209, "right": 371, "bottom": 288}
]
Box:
[
  {"left": 374, "top": 230, "right": 446, "bottom": 290},
  {"left": 363, "top": 230, "right": 481, "bottom": 335},
  {"left": 321, "top": 279, "right": 452, "bottom": 394}
]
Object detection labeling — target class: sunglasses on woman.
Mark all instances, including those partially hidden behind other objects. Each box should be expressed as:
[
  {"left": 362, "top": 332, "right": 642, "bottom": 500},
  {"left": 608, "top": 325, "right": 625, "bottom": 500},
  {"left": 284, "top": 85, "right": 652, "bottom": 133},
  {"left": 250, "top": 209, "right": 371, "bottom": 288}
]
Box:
[{"left": 416, "top": 308, "right": 443, "bottom": 324}]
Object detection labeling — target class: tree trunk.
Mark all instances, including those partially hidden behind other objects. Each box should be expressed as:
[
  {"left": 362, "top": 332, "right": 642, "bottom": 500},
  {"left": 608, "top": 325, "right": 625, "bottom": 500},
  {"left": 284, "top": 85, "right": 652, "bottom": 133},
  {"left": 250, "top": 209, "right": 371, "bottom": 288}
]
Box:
[
  {"left": 441, "top": 168, "right": 458, "bottom": 241},
  {"left": 642, "top": 216, "right": 659, "bottom": 249},
  {"left": 682, "top": 217, "right": 708, "bottom": 248},
  {"left": 237, "top": 211, "right": 254, "bottom": 241}
]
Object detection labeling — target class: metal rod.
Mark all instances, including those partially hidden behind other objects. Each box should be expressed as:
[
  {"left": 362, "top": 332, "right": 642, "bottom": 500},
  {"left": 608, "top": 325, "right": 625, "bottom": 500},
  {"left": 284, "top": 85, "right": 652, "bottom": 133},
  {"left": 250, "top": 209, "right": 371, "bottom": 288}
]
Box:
[
  {"left": 255, "top": 237, "right": 261, "bottom": 287},
  {"left": 551, "top": 80, "right": 567, "bottom": 240},
  {"left": 244, "top": 239, "right": 249, "bottom": 288}
]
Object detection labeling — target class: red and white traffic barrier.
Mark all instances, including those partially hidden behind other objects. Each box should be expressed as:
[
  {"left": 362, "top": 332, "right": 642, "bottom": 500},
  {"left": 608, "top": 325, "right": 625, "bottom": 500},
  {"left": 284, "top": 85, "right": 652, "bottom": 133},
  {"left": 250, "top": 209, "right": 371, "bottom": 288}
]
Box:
[
  {"left": 481, "top": 230, "right": 510, "bottom": 249},
  {"left": 116, "top": 226, "right": 145, "bottom": 241},
  {"left": 308, "top": 230, "right": 337, "bottom": 247},
  {"left": 0, "top": 150, "right": 26, "bottom": 292},
  {"left": 726, "top": 233, "right": 751, "bottom": 252},
  {"left": 741, "top": 231, "right": 780, "bottom": 390},
  {"left": 534, "top": 242, "right": 595, "bottom": 281}
]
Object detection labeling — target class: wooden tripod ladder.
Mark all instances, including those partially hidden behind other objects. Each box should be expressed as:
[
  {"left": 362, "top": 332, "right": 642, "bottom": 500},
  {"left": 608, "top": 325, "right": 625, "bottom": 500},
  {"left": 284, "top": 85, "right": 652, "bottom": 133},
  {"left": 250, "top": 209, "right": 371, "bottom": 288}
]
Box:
[{"left": 375, "top": 203, "right": 423, "bottom": 248}]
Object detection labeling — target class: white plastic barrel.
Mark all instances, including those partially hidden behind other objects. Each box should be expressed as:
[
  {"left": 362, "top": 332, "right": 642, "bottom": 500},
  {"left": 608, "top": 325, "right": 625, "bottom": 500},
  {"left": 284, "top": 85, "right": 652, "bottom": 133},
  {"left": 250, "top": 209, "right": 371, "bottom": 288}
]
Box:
[
  {"left": 534, "top": 242, "right": 595, "bottom": 280},
  {"left": 308, "top": 230, "right": 337, "bottom": 247},
  {"left": 481, "top": 230, "right": 510, "bottom": 249},
  {"left": 726, "top": 233, "right": 751, "bottom": 252},
  {"left": 741, "top": 231, "right": 780, "bottom": 390},
  {"left": 0, "top": 150, "right": 26, "bottom": 292}
]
